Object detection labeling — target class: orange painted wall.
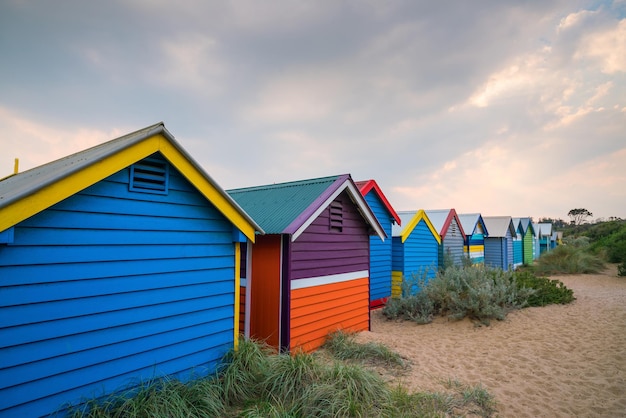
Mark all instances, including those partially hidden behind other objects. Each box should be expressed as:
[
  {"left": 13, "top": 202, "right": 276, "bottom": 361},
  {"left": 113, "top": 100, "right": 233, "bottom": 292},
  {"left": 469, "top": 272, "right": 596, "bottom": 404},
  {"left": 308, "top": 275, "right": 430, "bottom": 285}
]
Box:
[
  {"left": 249, "top": 234, "right": 282, "bottom": 348},
  {"left": 289, "top": 277, "right": 369, "bottom": 352}
]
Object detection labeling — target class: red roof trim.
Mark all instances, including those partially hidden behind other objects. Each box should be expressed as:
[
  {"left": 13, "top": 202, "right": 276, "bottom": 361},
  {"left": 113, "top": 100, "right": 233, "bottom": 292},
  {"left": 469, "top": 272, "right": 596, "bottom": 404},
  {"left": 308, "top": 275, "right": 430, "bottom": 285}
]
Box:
[
  {"left": 356, "top": 179, "right": 401, "bottom": 225},
  {"left": 440, "top": 208, "right": 466, "bottom": 239}
]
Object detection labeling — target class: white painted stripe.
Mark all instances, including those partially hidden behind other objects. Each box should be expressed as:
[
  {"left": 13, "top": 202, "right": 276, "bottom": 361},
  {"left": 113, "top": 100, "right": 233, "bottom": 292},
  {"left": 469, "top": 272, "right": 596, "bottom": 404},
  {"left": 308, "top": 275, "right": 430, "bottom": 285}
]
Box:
[{"left": 291, "top": 270, "right": 369, "bottom": 290}]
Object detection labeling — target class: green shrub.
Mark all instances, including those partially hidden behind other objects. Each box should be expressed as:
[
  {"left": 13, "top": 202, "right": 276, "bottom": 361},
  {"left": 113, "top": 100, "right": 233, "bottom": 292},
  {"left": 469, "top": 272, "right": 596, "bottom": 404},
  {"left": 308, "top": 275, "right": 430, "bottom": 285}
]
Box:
[
  {"left": 514, "top": 270, "right": 575, "bottom": 306},
  {"left": 384, "top": 265, "right": 534, "bottom": 325},
  {"left": 428, "top": 265, "right": 533, "bottom": 325},
  {"left": 618, "top": 261, "right": 626, "bottom": 277}
]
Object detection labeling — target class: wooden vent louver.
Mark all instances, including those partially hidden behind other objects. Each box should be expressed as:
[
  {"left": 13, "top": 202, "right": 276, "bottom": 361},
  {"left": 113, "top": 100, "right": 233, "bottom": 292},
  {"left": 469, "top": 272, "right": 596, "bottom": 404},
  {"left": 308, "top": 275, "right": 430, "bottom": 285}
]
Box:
[
  {"left": 129, "top": 156, "right": 169, "bottom": 195},
  {"left": 330, "top": 201, "right": 343, "bottom": 232}
]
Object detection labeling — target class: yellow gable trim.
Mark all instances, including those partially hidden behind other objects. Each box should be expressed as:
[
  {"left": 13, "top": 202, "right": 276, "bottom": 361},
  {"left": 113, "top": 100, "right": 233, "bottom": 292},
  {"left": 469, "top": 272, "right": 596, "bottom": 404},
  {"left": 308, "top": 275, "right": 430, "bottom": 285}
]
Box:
[
  {"left": 401, "top": 210, "right": 442, "bottom": 245},
  {"left": 157, "top": 137, "right": 256, "bottom": 242},
  {"left": 0, "top": 134, "right": 257, "bottom": 242}
]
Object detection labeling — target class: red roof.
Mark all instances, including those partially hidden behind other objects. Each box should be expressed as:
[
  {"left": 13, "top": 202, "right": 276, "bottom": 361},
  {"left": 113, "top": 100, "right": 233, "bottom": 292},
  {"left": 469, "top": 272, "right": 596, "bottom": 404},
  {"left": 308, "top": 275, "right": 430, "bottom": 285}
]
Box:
[{"left": 355, "top": 179, "right": 401, "bottom": 225}]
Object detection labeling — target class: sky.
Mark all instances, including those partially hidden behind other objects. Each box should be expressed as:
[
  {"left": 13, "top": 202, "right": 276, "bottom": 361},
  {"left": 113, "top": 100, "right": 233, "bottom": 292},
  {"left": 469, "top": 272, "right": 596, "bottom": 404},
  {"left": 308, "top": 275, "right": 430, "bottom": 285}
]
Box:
[{"left": 1, "top": 0, "right": 625, "bottom": 222}]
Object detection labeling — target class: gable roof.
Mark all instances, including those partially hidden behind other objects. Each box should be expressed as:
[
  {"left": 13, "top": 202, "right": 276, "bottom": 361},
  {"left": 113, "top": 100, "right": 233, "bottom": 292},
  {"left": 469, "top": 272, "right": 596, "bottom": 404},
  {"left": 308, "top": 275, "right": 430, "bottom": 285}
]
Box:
[
  {"left": 517, "top": 217, "right": 535, "bottom": 235},
  {"left": 482, "top": 216, "right": 516, "bottom": 238},
  {"left": 538, "top": 222, "right": 553, "bottom": 237},
  {"left": 392, "top": 210, "right": 441, "bottom": 244},
  {"left": 227, "top": 174, "right": 385, "bottom": 242},
  {"left": 457, "top": 213, "right": 488, "bottom": 237},
  {"left": 424, "top": 209, "right": 465, "bottom": 239},
  {"left": 0, "top": 122, "right": 263, "bottom": 241},
  {"left": 354, "top": 179, "right": 401, "bottom": 225}
]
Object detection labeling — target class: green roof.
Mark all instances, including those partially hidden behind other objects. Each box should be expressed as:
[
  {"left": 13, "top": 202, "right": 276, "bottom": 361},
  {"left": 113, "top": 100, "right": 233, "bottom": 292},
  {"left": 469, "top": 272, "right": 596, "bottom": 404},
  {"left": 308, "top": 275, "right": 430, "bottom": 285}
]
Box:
[{"left": 227, "top": 175, "right": 340, "bottom": 234}]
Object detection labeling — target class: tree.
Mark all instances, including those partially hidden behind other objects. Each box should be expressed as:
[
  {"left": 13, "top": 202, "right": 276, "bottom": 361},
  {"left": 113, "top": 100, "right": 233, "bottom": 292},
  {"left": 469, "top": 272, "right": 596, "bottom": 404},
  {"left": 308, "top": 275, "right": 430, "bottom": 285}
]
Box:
[{"left": 568, "top": 208, "right": 593, "bottom": 225}]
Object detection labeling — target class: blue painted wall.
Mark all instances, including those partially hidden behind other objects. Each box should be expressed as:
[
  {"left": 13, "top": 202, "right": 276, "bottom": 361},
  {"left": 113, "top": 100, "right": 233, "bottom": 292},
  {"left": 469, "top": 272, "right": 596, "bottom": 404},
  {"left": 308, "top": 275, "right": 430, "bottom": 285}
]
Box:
[
  {"left": 362, "top": 191, "right": 393, "bottom": 306},
  {"left": 392, "top": 219, "right": 438, "bottom": 286},
  {"left": 485, "top": 237, "right": 507, "bottom": 270},
  {"left": 0, "top": 155, "right": 238, "bottom": 416}
]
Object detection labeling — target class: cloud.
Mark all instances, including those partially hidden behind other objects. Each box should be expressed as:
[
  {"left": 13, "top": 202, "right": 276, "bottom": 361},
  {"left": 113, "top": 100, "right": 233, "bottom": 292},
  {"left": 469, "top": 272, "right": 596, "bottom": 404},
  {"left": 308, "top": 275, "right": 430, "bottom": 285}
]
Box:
[
  {"left": 0, "top": 107, "right": 124, "bottom": 177},
  {"left": 576, "top": 18, "right": 626, "bottom": 73}
]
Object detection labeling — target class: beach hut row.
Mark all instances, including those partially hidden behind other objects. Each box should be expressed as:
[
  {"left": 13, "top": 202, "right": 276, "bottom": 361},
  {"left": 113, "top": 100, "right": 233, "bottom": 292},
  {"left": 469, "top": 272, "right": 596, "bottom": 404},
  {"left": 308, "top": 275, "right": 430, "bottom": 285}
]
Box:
[{"left": 0, "top": 124, "right": 553, "bottom": 416}]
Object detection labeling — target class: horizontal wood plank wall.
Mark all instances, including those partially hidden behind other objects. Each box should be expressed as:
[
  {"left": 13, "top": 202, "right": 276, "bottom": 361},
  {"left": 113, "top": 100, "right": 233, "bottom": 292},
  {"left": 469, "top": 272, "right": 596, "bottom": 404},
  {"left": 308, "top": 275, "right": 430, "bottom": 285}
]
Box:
[
  {"left": 290, "top": 191, "right": 369, "bottom": 279},
  {"left": 391, "top": 271, "right": 403, "bottom": 298},
  {"left": 522, "top": 231, "right": 533, "bottom": 265},
  {"left": 466, "top": 222, "right": 485, "bottom": 264},
  {"left": 443, "top": 217, "right": 465, "bottom": 267},
  {"left": 290, "top": 277, "right": 369, "bottom": 352},
  {"left": 363, "top": 192, "right": 392, "bottom": 308},
  {"left": 402, "top": 219, "right": 439, "bottom": 282},
  {"left": 485, "top": 237, "right": 506, "bottom": 270},
  {"left": 0, "top": 156, "right": 236, "bottom": 417},
  {"left": 513, "top": 238, "right": 523, "bottom": 268},
  {"left": 289, "top": 191, "right": 371, "bottom": 352}
]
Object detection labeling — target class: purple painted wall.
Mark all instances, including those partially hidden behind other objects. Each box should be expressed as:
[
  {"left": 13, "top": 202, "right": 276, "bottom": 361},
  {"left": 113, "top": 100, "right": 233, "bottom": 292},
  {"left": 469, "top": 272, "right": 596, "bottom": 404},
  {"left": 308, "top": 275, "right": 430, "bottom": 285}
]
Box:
[{"left": 291, "top": 191, "right": 370, "bottom": 280}]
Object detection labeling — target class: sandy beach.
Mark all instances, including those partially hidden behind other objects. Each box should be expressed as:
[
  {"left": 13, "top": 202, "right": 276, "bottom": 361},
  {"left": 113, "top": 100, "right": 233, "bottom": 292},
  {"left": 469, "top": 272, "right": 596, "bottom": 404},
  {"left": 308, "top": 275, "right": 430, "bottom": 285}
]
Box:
[{"left": 357, "top": 265, "right": 626, "bottom": 417}]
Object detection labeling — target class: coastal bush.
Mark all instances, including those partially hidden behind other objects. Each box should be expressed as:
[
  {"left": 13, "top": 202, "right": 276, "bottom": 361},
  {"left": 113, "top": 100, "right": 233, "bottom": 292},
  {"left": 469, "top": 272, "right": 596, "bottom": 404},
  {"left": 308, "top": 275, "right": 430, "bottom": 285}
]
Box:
[
  {"left": 428, "top": 265, "right": 533, "bottom": 325},
  {"left": 513, "top": 270, "right": 575, "bottom": 306},
  {"left": 384, "top": 265, "right": 534, "bottom": 325}
]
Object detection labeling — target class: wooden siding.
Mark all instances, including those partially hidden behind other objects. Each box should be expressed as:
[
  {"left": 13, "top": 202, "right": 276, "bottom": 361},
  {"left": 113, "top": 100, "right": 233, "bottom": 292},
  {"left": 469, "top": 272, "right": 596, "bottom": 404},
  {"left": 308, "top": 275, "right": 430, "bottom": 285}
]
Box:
[
  {"left": 291, "top": 191, "right": 370, "bottom": 279},
  {"left": 391, "top": 219, "right": 439, "bottom": 296},
  {"left": 391, "top": 271, "right": 403, "bottom": 298},
  {"left": 362, "top": 191, "right": 393, "bottom": 307},
  {"left": 465, "top": 223, "right": 485, "bottom": 264},
  {"left": 287, "top": 191, "right": 371, "bottom": 351},
  {"left": 0, "top": 161, "right": 237, "bottom": 417},
  {"left": 513, "top": 237, "right": 523, "bottom": 268},
  {"left": 442, "top": 217, "right": 465, "bottom": 267},
  {"left": 506, "top": 231, "right": 514, "bottom": 271},
  {"left": 485, "top": 237, "right": 507, "bottom": 270},
  {"left": 290, "top": 277, "right": 369, "bottom": 352},
  {"left": 522, "top": 230, "right": 533, "bottom": 265},
  {"left": 248, "top": 234, "right": 282, "bottom": 349}
]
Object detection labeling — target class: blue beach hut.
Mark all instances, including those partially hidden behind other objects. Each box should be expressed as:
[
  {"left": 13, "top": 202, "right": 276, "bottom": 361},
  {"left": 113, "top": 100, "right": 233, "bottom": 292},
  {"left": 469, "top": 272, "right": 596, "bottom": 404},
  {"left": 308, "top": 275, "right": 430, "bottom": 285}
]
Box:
[
  {"left": 458, "top": 213, "right": 488, "bottom": 265},
  {"left": 512, "top": 218, "right": 523, "bottom": 269},
  {"left": 356, "top": 179, "right": 401, "bottom": 308},
  {"left": 391, "top": 210, "right": 441, "bottom": 297},
  {"left": 0, "top": 123, "right": 262, "bottom": 417},
  {"left": 483, "top": 216, "right": 516, "bottom": 271}
]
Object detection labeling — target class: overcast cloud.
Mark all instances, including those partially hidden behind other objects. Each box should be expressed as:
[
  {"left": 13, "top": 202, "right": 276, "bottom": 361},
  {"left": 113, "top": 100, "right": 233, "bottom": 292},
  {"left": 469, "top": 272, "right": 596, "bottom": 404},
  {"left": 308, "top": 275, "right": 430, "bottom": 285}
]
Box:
[{"left": 1, "top": 0, "right": 624, "bottom": 221}]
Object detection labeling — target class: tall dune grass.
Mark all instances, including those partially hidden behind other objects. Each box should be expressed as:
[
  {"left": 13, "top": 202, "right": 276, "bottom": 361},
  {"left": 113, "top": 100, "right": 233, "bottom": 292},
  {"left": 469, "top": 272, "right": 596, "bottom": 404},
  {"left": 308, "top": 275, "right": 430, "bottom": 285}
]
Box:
[{"left": 69, "top": 335, "right": 498, "bottom": 417}]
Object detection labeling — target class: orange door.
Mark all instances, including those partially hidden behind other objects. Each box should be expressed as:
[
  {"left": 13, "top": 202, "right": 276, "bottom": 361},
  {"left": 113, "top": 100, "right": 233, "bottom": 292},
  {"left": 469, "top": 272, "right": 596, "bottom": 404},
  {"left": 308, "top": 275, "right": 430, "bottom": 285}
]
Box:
[{"left": 250, "top": 234, "right": 282, "bottom": 348}]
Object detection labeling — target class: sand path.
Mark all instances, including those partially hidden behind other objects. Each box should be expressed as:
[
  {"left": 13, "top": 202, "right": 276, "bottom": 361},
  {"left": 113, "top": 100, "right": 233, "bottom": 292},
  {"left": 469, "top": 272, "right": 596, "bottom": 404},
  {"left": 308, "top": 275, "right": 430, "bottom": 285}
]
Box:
[{"left": 358, "top": 265, "right": 626, "bottom": 417}]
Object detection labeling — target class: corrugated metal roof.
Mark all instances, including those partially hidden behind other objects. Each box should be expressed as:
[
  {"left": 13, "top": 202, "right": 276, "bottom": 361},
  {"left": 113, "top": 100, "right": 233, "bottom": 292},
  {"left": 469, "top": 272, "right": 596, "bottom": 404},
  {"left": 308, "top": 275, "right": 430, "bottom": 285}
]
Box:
[
  {"left": 0, "top": 122, "right": 263, "bottom": 237},
  {"left": 539, "top": 222, "right": 553, "bottom": 237},
  {"left": 392, "top": 210, "right": 419, "bottom": 236},
  {"left": 424, "top": 209, "right": 450, "bottom": 234},
  {"left": 482, "top": 216, "right": 515, "bottom": 237},
  {"left": 457, "top": 213, "right": 487, "bottom": 237},
  {"left": 424, "top": 209, "right": 465, "bottom": 238},
  {"left": 0, "top": 123, "right": 165, "bottom": 209},
  {"left": 227, "top": 175, "right": 341, "bottom": 234}
]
